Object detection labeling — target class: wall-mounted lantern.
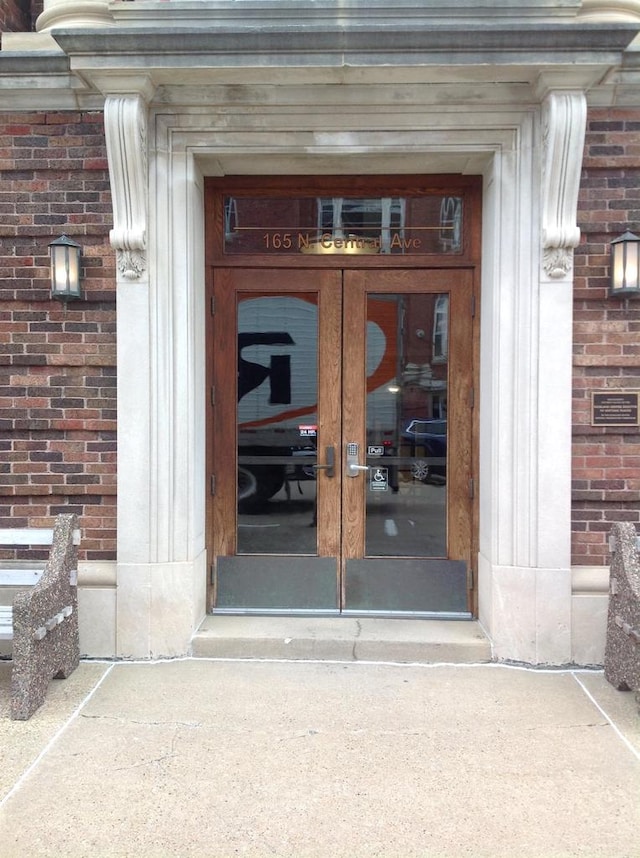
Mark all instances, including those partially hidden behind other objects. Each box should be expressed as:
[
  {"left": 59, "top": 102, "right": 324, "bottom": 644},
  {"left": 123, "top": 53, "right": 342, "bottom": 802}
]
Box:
[
  {"left": 610, "top": 231, "right": 640, "bottom": 298},
  {"left": 49, "top": 234, "right": 82, "bottom": 300}
]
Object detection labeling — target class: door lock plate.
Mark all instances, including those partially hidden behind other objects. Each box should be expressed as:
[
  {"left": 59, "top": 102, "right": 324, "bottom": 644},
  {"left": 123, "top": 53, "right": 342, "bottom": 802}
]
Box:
[{"left": 346, "top": 442, "right": 369, "bottom": 477}]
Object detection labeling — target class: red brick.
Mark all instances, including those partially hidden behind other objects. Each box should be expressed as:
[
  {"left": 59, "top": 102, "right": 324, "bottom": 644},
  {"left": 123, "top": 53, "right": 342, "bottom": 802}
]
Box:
[{"left": 0, "top": 109, "right": 116, "bottom": 561}]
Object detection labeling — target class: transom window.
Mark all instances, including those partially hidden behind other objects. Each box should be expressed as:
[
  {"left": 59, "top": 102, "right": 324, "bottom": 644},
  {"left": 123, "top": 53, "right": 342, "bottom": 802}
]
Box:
[{"left": 222, "top": 194, "right": 463, "bottom": 255}]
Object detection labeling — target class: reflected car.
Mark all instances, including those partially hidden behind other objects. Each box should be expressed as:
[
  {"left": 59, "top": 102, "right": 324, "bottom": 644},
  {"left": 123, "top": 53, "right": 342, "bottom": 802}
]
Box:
[{"left": 401, "top": 419, "right": 447, "bottom": 484}]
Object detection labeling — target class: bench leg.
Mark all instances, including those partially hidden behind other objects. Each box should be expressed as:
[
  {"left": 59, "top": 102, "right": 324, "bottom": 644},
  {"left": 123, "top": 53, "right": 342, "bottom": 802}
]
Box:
[
  {"left": 11, "top": 641, "right": 80, "bottom": 720},
  {"left": 10, "top": 610, "right": 80, "bottom": 720},
  {"left": 7, "top": 513, "right": 81, "bottom": 719},
  {"left": 54, "top": 637, "right": 80, "bottom": 680},
  {"left": 11, "top": 663, "right": 48, "bottom": 721}
]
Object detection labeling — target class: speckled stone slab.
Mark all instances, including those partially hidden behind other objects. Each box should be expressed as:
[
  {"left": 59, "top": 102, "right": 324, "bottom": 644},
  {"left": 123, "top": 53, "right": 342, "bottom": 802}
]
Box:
[
  {"left": 604, "top": 521, "right": 640, "bottom": 713},
  {"left": 9, "top": 514, "right": 80, "bottom": 720}
]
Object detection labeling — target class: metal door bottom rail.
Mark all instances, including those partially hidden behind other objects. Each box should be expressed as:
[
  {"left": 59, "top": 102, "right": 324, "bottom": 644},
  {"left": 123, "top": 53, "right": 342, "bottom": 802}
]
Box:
[{"left": 210, "top": 608, "right": 471, "bottom": 619}]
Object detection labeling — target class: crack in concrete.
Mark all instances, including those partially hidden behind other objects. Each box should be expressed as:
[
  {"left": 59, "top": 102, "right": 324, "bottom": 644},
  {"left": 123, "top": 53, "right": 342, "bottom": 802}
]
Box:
[
  {"left": 352, "top": 619, "right": 362, "bottom": 660},
  {"left": 80, "top": 713, "right": 202, "bottom": 729}
]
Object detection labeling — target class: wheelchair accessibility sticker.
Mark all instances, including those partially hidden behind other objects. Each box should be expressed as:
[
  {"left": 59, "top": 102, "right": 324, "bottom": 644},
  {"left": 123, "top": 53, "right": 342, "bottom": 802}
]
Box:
[{"left": 369, "top": 466, "right": 389, "bottom": 492}]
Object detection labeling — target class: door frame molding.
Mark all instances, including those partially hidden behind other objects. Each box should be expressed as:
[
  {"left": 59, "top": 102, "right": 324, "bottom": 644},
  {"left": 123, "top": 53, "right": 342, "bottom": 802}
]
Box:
[{"left": 112, "top": 101, "right": 577, "bottom": 663}]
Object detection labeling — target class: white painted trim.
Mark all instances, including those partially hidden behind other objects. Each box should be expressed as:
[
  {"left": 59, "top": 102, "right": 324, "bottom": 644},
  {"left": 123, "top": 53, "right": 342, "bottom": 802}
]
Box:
[{"left": 0, "top": 529, "right": 54, "bottom": 545}]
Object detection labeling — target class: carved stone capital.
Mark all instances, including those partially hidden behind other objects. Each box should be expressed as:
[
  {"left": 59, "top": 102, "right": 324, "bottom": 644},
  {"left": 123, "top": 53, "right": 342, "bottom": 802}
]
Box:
[
  {"left": 104, "top": 95, "right": 148, "bottom": 280},
  {"left": 541, "top": 90, "right": 587, "bottom": 279}
]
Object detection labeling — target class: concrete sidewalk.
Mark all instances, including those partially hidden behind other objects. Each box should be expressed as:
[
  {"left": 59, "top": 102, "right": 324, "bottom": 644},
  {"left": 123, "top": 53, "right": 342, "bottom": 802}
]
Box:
[{"left": 0, "top": 658, "right": 639, "bottom": 858}]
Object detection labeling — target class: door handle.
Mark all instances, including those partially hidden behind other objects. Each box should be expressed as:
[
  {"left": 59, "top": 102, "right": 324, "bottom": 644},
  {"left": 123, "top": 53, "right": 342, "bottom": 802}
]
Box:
[
  {"left": 346, "top": 442, "right": 370, "bottom": 478},
  {"left": 312, "top": 445, "right": 335, "bottom": 478}
]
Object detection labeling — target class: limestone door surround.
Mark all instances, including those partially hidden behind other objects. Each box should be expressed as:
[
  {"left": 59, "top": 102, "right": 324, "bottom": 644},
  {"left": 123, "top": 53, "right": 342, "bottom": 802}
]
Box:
[{"left": 94, "top": 85, "right": 580, "bottom": 663}]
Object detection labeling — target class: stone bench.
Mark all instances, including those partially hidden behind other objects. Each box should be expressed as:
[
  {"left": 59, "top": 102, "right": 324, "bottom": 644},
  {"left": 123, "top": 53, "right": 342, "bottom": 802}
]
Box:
[
  {"left": 604, "top": 521, "right": 640, "bottom": 714},
  {"left": 0, "top": 514, "right": 80, "bottom": 720}
]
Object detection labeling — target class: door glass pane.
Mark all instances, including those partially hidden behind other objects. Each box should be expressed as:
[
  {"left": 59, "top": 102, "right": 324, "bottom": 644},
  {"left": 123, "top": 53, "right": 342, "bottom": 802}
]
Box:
[
  {"left": 365, "top": 293, "right": 448, "bottom": 557},
  {"left": 237, "top": 292, "right": 318, "bottom": 554}
]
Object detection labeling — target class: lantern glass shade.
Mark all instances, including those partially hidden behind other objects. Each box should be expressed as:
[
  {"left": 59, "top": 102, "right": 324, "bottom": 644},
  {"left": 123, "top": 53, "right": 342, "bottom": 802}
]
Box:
[
  {"left": 49, "top": 234, "right": 82, "bottom": 300},
  {"left": 610, "top": 231, "right": 640, "bottom": 297}
]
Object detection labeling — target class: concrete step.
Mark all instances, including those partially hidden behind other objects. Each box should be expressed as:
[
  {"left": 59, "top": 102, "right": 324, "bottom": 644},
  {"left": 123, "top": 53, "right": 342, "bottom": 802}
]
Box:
[{"left": 191, "top": 616, "right": 492, "bottom": 663}]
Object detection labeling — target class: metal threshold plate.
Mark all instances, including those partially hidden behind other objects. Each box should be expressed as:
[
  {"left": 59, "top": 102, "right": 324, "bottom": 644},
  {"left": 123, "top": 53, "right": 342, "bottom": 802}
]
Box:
[
  {"left": 216, "top": 556, "right": 338, "bottom": 611},
  {"left": 345, "top": 558, "right": 468, "bottom": 614}
]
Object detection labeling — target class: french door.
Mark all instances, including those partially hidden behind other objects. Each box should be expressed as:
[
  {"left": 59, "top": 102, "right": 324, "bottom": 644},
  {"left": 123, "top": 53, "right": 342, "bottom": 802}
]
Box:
[{"left": 209, "top": 267, "right": 474, "bottom": 616}]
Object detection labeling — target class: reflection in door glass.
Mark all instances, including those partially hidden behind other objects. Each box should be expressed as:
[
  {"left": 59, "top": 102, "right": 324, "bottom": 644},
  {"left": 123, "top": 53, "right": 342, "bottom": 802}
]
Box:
[
  {"left": 236, "top": 292, "right": 318, "bottom": 554},
  {"left": 365, "top": 293, "right": 448, "bottom": 557}
]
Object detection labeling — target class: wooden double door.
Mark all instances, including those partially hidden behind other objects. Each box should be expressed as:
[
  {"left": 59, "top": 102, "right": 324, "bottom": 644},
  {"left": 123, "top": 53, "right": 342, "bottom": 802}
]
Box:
[{"left": 209, "top": 267, "right": 474, "bottom": 616}]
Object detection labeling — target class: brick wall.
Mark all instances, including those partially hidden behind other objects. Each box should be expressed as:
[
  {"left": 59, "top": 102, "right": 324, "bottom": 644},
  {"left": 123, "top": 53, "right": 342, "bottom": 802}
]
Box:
[
  {"left": 573, "top": 108, "right": 640, "bottom": 566},
  {"left": 0, "top": 111, "right": 116, "bottom": 561}
]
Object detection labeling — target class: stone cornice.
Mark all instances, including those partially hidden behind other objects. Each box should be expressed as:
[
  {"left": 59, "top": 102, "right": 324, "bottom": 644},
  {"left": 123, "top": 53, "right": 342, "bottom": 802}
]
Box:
[
  {"left": 44, "top": 22, "right": 640, "bottom": 107},
  {"left": 2, "top": 18, "right": 640, "bottom": 108},
  {"left": 51, "top": 23, "right": 639, "bottom": 63},
  {"left": 0, "top": 54, "right": 70, "bottom": 73}
]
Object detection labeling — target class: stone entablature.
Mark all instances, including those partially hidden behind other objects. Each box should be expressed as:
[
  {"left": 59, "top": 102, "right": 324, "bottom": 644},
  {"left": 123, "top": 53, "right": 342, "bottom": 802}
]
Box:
[{"left": 31, "top": 0, "right": 640, "bottom": 34}]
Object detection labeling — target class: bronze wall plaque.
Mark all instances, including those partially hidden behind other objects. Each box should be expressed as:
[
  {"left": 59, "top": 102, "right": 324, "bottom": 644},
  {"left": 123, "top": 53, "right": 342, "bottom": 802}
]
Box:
[{"left": 591, "top": 391, "right": 640, "bottom": 427}]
